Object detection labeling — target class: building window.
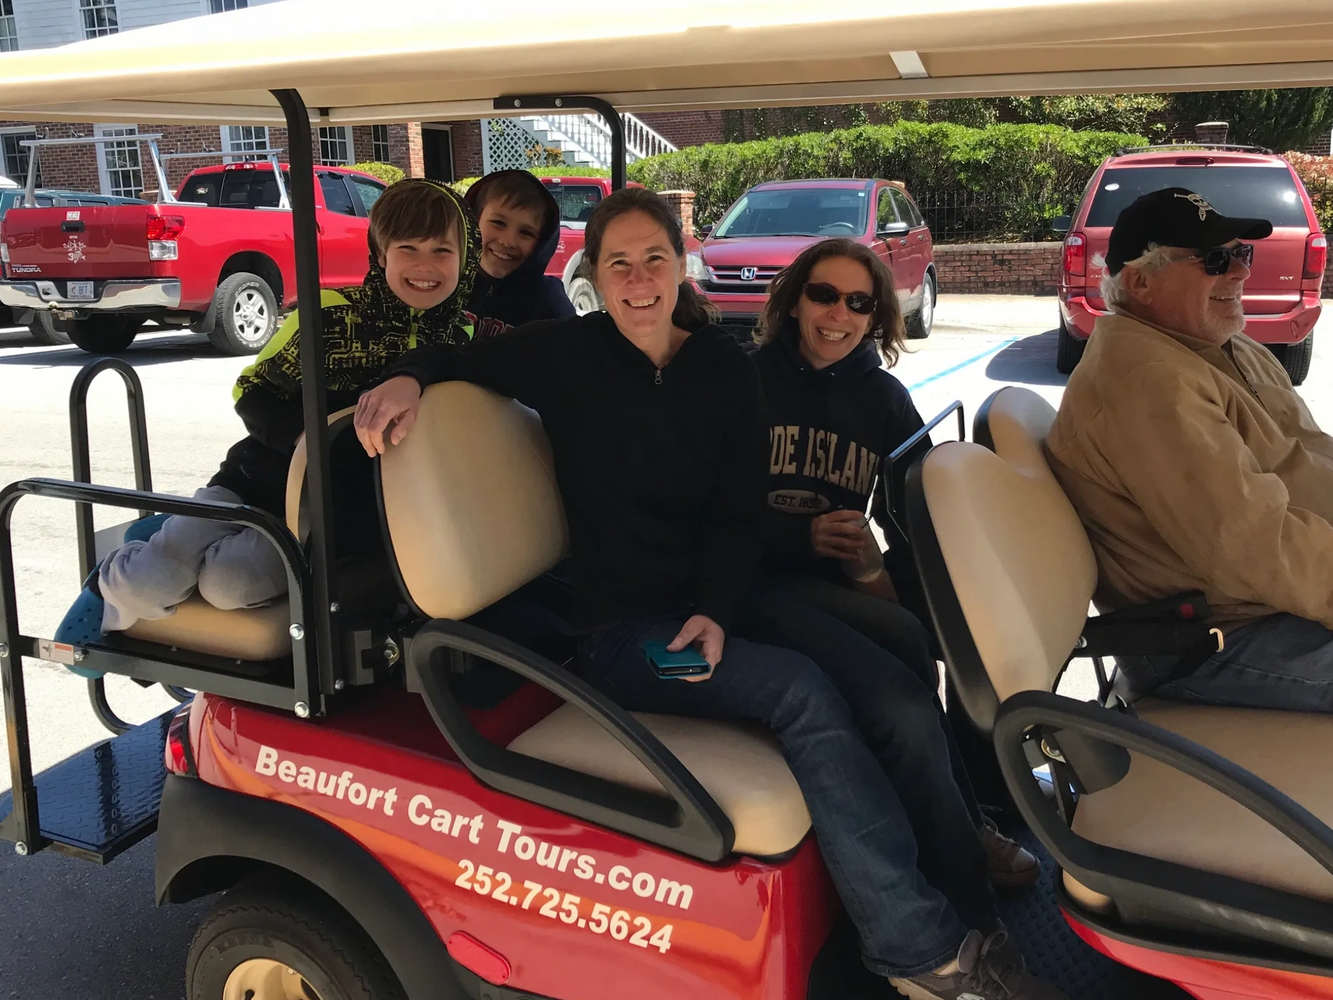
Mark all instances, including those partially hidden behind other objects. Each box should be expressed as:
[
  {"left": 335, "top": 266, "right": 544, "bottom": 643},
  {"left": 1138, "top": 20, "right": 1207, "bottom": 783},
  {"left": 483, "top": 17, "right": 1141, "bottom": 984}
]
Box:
[
  {"left": 318, "top": 126, "right": 353, "bottom": 166},
  {"left": 80, "top": 0, "right": 119, "bottom": 38},
  {"left": 223, "top": 125, "right": 269, "bottom": 162},
  {"left": 97, "top": 125, "right": 143, "bottom": 199},
  {"left": 371, "top": 125, "right": 391, "bottom": 163},
  {"left": 210, "top": 0, "right": 247, "bottom": 10},
  {"left": 0, "top": 0, "right": 18, "bottom": 51},
  {"left": 0, "top": 130, "right": 36, "bottom": 184}
]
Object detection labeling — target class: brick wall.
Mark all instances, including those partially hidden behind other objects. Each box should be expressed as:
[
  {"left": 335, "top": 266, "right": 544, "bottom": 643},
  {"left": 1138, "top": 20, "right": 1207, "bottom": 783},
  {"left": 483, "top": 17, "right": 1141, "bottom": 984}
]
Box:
[
  {"left": 451, "top": 120, "right": 483, "bottom": 178},
  {"left": 932, "top": 242, "right": 1062, "bottom": 295},
  {"left": 637, "top": 112, "right": 727, "bottom": 148}
]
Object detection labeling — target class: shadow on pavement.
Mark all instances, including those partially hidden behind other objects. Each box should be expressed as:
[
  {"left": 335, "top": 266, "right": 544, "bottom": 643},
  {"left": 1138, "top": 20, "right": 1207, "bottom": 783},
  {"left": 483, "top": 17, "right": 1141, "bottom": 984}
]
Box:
[
  {"left": 985, "top": 329, "right": 1070, "bottom": 387},
  {"left": 0, "top": 331, "right": 221, "bottom": 369}
]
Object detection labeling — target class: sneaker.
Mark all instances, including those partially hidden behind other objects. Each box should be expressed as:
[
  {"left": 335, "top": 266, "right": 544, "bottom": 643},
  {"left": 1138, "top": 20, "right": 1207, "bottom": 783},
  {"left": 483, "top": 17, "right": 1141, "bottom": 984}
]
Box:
[
  {"left": 889, "top": 929, "right": 1066, "bottom": 1000},
  {"left": 980, "top": 816, "right": 1040, "bottom": 888}
]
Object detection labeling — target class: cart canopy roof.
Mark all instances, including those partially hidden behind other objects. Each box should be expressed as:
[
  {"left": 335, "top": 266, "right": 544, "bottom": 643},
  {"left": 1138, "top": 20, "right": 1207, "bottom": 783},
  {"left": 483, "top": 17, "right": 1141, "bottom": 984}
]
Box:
[{"left": 0, "top": 0, "right": 1330, "bottom": 126}]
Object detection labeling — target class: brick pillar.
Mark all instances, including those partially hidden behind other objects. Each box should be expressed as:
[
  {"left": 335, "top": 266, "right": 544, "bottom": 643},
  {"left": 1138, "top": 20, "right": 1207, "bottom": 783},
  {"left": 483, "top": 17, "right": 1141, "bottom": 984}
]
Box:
[
  {"left": 659, "top": 190, "right": 696, "bottom": 239},
  {"left": 1195, "top": 121, "right": 1229, "bottom": 145},
  {"left": 403, "top": 122, "right": 424, "bottom": 178}
]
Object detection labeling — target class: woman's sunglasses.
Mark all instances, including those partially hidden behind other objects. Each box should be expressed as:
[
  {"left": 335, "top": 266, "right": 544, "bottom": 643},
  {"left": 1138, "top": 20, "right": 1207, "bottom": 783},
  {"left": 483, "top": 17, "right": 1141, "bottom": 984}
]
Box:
[
  {"left": 1179, "top": 243, "right": 1254, "bottom": 276},
  {"left": 802, "top": 282, "right": 878, "bottom": 315}
]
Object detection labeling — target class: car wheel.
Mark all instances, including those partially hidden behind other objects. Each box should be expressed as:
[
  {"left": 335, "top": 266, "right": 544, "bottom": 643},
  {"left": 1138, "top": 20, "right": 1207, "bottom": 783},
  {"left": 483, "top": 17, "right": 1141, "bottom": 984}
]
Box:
[
  {"left": 905, "top": 271, "right": 935, "bottom": 340},
  {"left": 209, "top": 271, "right": 278, "bottom": 355},
  {"left": 186, "top": 878, "right": 405, "bottom": 1000},
  {"left": 1267, "top": 333, "right": 1314, "bottom": 386},
  {"left": 27, "top": 312, "right": 71, "bottom": 346},
  {"left": 67, "top": 315, "right": 142, "bottom": 354},
  {"left": 567, "top": 276, "right": 602, "bottom": 316},
  {"left": 1056, "top": 315, "right": 1086, "bottom": 374}
]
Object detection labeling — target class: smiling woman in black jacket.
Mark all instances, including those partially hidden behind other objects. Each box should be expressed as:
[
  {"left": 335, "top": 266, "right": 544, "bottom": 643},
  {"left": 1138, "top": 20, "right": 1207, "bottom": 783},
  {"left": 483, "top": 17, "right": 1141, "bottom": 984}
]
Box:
[{"left": 353, "top": 190, "right": 1059, "bottom": 1000}]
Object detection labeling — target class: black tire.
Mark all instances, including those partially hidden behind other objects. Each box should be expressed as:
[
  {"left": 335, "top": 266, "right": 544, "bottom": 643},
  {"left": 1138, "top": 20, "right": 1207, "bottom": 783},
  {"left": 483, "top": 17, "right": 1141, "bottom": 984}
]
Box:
[
  {"left": 1056, "top": 315, "right": 1086, "bottom": 374},
  {"left": 905, "top": 270, "right": 935, "bottom": 340},
  {"left": 68, "top": 314, "right": 142, "bottom": 354},
  {"left": 567, "top": 276, "right": 602, "bottom": 316},
  {"left": 209, "top": 271, "right": 278, "bottom": 355},
  {"left": 27, "top": 312, "right": 70, "bottom": 346},
  {"left": 1267, "top": 333, "right": 1314, "bottom": 386},
  {"left": 186, "top": 878, "right": 405, "bottom": 1000}
]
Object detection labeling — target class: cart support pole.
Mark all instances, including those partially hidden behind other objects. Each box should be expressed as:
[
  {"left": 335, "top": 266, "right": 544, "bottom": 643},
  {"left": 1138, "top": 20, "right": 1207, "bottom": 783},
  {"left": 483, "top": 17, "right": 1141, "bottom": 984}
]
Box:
[
  {"left": 494, "top": 96, "right": 626, "bottom": 190},
  {"left": 272, "top": 89, "right": 336, "bottom": 707},
  {"left": 0, "top": 522, "right": 39, "bottom": 853}
]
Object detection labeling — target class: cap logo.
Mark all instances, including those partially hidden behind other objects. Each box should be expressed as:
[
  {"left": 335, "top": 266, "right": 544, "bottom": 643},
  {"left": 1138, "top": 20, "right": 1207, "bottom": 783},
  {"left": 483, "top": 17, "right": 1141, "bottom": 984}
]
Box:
[{"left": 1174, "top": 192, "right": 1216, "bottom": 221}]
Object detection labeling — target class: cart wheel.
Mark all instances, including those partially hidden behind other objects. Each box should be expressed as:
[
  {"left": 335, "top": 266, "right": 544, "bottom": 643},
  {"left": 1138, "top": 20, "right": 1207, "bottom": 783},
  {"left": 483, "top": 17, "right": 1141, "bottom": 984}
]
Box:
[
  {"left": 68, "top": 315, "right": 143, "bottom": 354},
  {"left": 27, "top": 312, "right": 71, "bottom": 346},
  {"left": 567, "top": 276, "right": 602, "bottom": 316},
  {"left": 187, "top": 879, "right": 404, "bottom": 1000},
  {"left": 209, "top": 271, "right": 278, "bottom": 355}
]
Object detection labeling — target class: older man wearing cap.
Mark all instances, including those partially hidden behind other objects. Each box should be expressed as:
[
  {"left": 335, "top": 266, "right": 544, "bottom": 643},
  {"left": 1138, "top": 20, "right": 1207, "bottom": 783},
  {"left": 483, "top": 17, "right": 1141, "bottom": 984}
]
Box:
[{"left": 1045, "top": 186, "right": 1333, "bottom": 711}]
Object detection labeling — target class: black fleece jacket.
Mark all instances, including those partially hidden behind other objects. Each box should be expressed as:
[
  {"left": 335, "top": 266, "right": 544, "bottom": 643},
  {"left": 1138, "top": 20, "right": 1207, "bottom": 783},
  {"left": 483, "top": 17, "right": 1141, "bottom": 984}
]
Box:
[
  {"left": 464, "top": 171, "right": 575, "bottom": 339},
  {"left": 753, "top": 326, "right": 927, "bottom": 577},
  {"left": 387, "top": 311, "right": 769, "bottom": 632}
]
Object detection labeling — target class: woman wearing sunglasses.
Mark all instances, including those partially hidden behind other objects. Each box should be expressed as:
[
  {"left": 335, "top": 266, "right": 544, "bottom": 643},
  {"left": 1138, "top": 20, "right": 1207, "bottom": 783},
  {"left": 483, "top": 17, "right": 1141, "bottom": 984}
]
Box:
[{"left": 751, "top": 238, "right": 1040, "bottom": 890}]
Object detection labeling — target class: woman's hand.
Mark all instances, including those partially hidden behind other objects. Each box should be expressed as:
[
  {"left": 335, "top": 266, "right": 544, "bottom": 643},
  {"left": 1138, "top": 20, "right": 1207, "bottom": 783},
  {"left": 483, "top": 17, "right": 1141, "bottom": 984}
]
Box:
[
  {"left": 354, "top": 376, "right": 423, "bottom": 457},
  {"left": 810, "top": 510, "right": 869, "bottom": 560},
  {"left": 668, "top": 614, "right": 724, "bottom": 681}
]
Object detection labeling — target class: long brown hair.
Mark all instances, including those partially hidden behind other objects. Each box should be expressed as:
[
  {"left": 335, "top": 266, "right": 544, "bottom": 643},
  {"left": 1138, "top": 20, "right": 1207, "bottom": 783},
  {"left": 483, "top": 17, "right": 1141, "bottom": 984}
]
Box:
[
  {"left": 754, "top": 238, "right": 906, "bottom": 368},
  {"left": 580, "top": 187, "right": 719, "bottom": 329}
]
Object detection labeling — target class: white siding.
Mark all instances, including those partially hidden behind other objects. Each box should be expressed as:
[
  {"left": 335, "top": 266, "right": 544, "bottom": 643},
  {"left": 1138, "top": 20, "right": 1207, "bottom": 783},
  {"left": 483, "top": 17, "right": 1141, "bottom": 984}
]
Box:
[
  {"left": 116, "top": 0, "right": 208, "bottom": 31},
  {"left": 11, "top": 0, "right": 80, "bottom": 50}
]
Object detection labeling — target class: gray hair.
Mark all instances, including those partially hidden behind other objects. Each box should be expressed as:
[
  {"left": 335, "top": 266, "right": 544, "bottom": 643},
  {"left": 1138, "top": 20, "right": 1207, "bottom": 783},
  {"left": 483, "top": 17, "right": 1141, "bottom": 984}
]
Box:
[{"left": 1097, "top": 243, "right": 1180, "bottom": 310}]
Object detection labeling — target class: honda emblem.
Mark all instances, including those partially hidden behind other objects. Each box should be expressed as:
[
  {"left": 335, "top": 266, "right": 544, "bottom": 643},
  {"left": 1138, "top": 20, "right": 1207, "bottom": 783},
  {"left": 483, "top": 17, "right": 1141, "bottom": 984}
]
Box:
[{"left": 740, "top": 267, "right": 757, "bottom": 281}]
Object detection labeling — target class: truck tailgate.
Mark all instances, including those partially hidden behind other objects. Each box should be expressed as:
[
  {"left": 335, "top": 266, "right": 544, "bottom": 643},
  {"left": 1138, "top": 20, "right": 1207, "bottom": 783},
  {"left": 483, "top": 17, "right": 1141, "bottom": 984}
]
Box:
[{"left": 3, "top": 204, "right": 151, "bottom": 278}]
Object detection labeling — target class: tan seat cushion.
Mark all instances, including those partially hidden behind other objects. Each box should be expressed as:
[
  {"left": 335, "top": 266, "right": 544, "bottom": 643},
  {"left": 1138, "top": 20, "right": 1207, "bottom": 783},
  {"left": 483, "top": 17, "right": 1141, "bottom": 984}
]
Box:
[
  {"left": 123, "top": 596, "right": 291, "bottom": 661},
  {"left": 1072, "top": 699, "right": 1333, "bottom": 902},
  {"left": 508, "top": 703, "right": 812, "bottom": 857}
]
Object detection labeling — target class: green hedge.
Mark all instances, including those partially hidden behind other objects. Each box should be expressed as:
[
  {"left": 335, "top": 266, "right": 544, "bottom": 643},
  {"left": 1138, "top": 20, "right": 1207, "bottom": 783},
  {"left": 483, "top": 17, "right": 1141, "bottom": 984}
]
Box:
[
  {"left": 627, "top": 122, "right": 1146, "bottom": 242},
  {"left": 451, "top": 165, "right": 609, "bottom": 196},
  {"left": 352, "top": 161, "right": 406, "bottom": 185}
]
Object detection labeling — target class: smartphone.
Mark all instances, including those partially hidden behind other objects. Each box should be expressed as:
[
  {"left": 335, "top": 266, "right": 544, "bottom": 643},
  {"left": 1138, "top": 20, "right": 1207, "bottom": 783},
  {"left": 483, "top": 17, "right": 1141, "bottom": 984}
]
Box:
[{"left": 641, "top": 640, "right": 711, "bottom": 678}]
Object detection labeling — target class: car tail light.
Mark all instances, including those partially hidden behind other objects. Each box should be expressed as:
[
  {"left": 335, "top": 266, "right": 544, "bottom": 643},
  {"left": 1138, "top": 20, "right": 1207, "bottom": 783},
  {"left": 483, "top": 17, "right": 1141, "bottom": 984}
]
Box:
[
  {"left": 1304, "top": 233, "right": 1328, "bottom": 280},
  {"left": 164, "top": 701, "right": 196, "bottom": 777},
  {"left": 1062, "top": 233, "right": 1086, "bottom": 277},
  {"left": 147, "top": 214, "right": 184, "bottom": 261}
]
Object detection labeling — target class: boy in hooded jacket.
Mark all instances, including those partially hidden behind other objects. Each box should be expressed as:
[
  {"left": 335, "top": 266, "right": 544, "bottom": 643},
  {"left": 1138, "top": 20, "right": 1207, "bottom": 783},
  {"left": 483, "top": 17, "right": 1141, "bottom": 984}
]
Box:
[
  {"left": 463, "top": 169, "right": 574, "bottom": 337},
  {"left": 57, "top": 179, "right": 479, "bottom": 642}
]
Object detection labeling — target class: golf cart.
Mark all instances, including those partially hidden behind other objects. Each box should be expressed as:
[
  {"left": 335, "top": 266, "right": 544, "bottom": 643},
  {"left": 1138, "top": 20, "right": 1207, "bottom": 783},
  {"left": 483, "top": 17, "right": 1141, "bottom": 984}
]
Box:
[{"left": 2, "top": 2, "right": 1332, "bottom": 999}]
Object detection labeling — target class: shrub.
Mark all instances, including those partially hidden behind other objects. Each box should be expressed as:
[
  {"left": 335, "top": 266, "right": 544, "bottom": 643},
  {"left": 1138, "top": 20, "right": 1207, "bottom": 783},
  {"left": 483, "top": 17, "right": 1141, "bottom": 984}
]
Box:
[
  {"left": 1284, "top": 152, "right": 1333, "bottom": 233},
  {"left": 352, "top": 161, "right": 405, "bottom": 186},
  {"left": 450, "top": 165, "right": 610, "bottom": 197},
  {"left": 628, "top": 121, "right": 1145, "bottom": 242}
]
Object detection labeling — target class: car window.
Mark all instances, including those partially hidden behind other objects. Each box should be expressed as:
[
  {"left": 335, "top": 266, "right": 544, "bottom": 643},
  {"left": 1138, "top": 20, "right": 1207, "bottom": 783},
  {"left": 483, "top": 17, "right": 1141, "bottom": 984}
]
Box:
[
  {"left": 876, "top": 188, "right": 898, "bottom": 231},
  {"left": 193, "top": 170, "right": 290, "bottom": 209},
  {"left": 319, "top": 174, "right": 358, "bottom": 217},
  {"left": 548, "top": 183, "right": 602, "bottom": 225},
  {"left": 714, "top": 188, "right": 870, "bottom": 238},
  {"left": 891, "top": 188, "right": 924, "bottom": 228},
  {"left": 1086, "top": 166, "right": 1309, "bottom": 228},
  {"left": 347, "top": 175, "right": 384, "bottom": 214}
]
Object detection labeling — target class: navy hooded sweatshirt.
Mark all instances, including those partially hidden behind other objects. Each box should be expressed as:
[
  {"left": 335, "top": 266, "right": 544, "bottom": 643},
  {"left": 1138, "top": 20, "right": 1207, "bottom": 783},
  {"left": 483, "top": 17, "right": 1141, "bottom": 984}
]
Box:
[
  {"left": 753, "top": 324, "right": 928, "bottom": 580},
  {"left": 463, "top": 171, "right": 575, "bottom": 338}
]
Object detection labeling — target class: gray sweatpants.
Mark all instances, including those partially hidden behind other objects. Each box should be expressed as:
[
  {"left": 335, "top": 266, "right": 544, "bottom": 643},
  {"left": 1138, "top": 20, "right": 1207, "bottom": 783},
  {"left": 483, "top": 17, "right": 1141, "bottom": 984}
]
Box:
[{"left": 99, "top": 485, "right": 287, "bottom": 632}]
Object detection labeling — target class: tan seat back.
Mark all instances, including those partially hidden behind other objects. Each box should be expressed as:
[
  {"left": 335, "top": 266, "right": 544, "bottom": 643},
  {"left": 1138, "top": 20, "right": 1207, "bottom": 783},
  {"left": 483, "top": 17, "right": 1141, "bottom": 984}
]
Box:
[
  {"left": 921, "top": 387, "right": 1097, "bottom": 700},
  {"left": 284, "top": 405, "right": 359, "bottom": 541},
  {"left": 379, "top": 382, "right": 569, "bottom": 620}
]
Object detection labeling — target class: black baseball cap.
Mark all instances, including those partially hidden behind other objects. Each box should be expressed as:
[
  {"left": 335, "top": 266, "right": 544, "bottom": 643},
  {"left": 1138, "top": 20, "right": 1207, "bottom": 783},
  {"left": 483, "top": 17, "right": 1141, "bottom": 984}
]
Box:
[{"left": 1105, "top": 187, "right": 1272, "bottom": 275}]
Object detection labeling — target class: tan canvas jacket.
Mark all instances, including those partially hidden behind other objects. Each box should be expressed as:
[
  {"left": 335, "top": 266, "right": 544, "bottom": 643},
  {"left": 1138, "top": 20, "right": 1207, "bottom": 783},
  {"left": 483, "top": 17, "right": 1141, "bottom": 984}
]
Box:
[{"left": 1045, "top": 311, "right": 1333, "bottom": 632}]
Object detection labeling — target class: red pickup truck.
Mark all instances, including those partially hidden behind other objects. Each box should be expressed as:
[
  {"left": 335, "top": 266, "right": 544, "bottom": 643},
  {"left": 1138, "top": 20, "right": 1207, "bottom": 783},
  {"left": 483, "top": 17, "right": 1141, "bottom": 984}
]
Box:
[{"left": 0, "top": 160, "right": 385, "bottom": 354}]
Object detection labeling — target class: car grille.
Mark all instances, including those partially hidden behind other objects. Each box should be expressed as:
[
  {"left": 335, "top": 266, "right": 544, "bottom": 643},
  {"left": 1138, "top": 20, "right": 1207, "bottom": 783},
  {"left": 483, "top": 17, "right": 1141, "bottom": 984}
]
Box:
[{"left": 704, "top": 265, "right": 782, "bottom": 292}]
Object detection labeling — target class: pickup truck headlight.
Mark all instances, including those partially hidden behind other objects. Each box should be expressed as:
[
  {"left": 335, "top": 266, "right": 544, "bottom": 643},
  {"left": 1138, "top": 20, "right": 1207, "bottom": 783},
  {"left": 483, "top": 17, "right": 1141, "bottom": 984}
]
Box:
[{"left": 685, "top": 252, "right": 710, "bottom": 283}]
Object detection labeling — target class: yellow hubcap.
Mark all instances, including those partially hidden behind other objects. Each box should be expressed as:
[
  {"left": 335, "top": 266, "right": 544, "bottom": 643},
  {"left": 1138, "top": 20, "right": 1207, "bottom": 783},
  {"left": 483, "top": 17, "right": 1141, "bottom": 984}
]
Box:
[{"left": 222, "top": 958, "right": 323, "bottom": 1000}]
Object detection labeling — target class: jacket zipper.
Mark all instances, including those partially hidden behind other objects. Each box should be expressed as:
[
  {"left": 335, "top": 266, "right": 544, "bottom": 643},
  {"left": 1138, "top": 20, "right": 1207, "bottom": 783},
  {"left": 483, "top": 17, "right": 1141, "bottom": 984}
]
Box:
[
  {"left": 655, "top": 368, "right": 663, "bottom": 385},
  {"left": 1223, "top": 342, "right": 1265, "bottom": 408}
]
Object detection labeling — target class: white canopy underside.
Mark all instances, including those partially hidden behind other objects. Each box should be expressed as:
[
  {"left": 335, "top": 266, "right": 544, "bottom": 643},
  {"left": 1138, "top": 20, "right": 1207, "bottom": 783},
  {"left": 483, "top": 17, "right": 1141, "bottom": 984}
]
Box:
[{"left": 0, "top": 0, "right": 1329, "bottom": 126}]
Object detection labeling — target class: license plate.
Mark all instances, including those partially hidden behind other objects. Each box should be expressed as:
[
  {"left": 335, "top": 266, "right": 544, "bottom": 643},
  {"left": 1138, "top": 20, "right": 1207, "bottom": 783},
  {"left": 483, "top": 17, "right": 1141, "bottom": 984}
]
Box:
[{"left": 67, "top": 280, "right": 94, "bottom": 300}]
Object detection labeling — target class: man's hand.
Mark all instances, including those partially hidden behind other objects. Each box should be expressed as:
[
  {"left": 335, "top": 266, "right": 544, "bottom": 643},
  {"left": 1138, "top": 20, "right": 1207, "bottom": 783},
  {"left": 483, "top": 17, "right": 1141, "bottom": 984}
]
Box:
[
  {"left": 355, "top": 376, "right": 423, "bottom": 457},
  {"left": 667, "top": 614, "right": 724, "bottom": 682},
  {"left": 810, "top": 510, "right": 869, "bottom": 560}
]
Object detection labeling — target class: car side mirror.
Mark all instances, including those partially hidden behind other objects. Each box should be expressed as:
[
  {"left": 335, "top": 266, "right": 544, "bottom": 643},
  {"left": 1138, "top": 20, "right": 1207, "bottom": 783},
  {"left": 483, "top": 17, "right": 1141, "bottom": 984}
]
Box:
[
  {"left": 877, "top": 220, "right": 911, "bottom": 238},
  {"left": 697, "top": 224, "right": 714, "bottom": 238},
  {"left": 1051, "top": 215, "right": 1072, "bottom": 234}
]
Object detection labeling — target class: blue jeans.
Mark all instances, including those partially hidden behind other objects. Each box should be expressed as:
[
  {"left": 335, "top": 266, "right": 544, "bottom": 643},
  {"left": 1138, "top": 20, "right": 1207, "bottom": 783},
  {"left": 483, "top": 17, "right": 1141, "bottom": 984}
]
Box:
[
  {"left": 1153, "top": 613, "right": 1333, "bottom": 712},
  {"left": 579, "top": 584, "right": 995, "bottom": 978}
]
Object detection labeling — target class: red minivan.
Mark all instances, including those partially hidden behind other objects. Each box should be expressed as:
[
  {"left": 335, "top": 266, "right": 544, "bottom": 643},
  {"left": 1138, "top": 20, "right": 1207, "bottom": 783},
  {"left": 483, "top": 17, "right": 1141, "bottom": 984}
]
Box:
[
  {"left": 690, "top": 178, "right": 936, "bottom": 343},
  {"left": 1055, "top": 146, "right": 1327, "bottom": 384}
]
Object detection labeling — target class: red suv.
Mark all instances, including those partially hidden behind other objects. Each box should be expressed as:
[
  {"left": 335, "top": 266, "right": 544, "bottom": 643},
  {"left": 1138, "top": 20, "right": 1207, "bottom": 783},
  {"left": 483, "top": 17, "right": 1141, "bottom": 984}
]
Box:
[
  {"left": 1055, "top": 146, "right": 1327, "bottom": 383},
  {"left": 689, "top": 179, "right": 936, "bottom": 342}
]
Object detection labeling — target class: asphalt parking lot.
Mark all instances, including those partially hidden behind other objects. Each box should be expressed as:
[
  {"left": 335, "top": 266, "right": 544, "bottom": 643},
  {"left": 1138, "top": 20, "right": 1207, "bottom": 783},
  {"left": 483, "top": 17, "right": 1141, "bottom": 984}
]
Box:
[{"left": 0, "top": 295, "right": 1330, "bottom": 998}]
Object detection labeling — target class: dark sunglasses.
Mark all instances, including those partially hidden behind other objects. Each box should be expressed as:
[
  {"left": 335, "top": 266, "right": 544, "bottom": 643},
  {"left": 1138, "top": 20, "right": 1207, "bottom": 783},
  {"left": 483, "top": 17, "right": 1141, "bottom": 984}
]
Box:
[
  {"left": 802, "top": 281, "right": 877, "bottom": 315},
  {"left": 1180, "top": 243, "right": 1254, "bottom": 276}
]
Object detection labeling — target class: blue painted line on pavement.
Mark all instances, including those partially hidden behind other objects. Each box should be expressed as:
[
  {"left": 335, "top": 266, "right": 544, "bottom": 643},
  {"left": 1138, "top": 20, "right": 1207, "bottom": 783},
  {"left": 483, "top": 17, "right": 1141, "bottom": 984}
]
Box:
[{"left": 906, "top": 336, "right": 1020, "bottom": 392}]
